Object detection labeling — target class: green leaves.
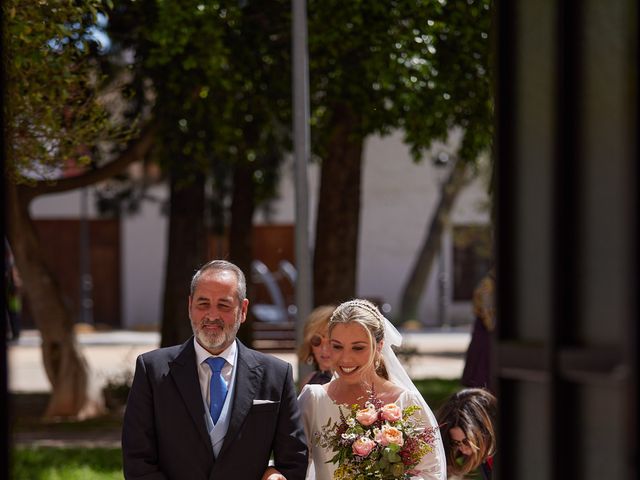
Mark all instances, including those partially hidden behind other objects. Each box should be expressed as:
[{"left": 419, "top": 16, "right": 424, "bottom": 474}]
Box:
[
  {"left": 104, "top": 0, "right": 291, "bottom": 203},
  {"left": 382, "top": 444, "right": 402, "bottom": 463},
  {"left": 95, "top": 0, "right": 491, "bottom": 200},
  {"left": 305, "top": 0, "right": 492, "bottom": 164},
  {"left": 5, "top": 0, "right": 133, "bottom": 180}
]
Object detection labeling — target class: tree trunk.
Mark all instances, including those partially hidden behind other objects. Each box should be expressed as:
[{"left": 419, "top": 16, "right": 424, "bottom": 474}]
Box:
[
  {"left": 397, "top": 159, "right": 469, "bottom": 324},
  {"left": 6, "top": 181, "right": 102, "bottom": 419},
  {"left": 4, "top": 124, "right": 155, "bottom": 418},
  {"left": 228, "top": 163, "right": 256, "bottom": 346},
  {"left": 160, "top": 171, "right": 207, "bottom": 347},
  {"left": 313, "top": 105, "right": 363, "bottom": 306}
]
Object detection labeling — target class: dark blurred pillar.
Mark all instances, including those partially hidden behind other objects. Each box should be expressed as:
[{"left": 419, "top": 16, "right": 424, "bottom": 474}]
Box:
[{"left": 495, "top": 0, "right": 638, "bottom": 479}]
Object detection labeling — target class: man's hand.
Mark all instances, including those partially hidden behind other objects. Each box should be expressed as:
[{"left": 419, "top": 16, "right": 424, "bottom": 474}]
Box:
[{"left": 261, "top": 467, "right": 286, "bottom": 480}]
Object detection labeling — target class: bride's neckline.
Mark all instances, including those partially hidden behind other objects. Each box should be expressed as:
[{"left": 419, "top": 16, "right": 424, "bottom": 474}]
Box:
[{"left": 322, "top": 380, "right": 406, "bottom": 407}]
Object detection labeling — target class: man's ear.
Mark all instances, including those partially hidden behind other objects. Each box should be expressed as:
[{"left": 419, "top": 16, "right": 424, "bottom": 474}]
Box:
[{"left": 240, "top": 298, "right": 249, "bottom": 323}]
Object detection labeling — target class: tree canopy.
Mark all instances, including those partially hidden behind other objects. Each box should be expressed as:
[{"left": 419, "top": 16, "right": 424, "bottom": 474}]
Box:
[
  {"left": 306, "top": 0, "right": 492, "bottom": 163},
  {"left": 4, "top": 0, "right": 132, "bottom": 181},
  {"left": 106, "top": 0, "right": 291, "bottom": 196}
]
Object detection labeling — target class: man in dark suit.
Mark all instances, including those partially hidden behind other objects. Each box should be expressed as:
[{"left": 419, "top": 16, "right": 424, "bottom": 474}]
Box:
[{"left": 122, "top": 260, "right": 308, "bottom": 479}]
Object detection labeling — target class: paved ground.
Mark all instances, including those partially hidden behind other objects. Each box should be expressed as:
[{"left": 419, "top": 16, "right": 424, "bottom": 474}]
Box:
[
  {"left": 8, "top": 326, "right": 470, "bottom": 448},
  {"left": 8, "top": 327, "right": 470, "bottom": 393}
]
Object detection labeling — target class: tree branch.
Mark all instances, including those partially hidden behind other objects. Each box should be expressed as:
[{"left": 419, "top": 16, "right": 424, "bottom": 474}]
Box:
[{"left": 22, "top": 121, "right": 158, "bottom": 201}]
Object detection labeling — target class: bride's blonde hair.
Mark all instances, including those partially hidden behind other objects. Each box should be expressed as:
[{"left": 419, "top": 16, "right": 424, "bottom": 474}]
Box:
[{"left": 329, "top": 299, "right": 388, "bottom": 379}]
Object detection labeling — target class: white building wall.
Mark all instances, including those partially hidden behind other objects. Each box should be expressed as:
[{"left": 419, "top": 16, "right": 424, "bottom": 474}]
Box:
[
  {"left": 359, "top": 132, "right": 490, "bottom": 325},
  {"left": 359, "top": 132, "right": 443, "bottom": 324},
  {"left": 120, "top": 184, "right": 168, "bottom": 329},
  {"left": 31, "top": 189, "right": 100, "bottom": 217}
]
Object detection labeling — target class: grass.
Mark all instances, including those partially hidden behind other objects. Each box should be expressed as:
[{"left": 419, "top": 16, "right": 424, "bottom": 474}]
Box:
[
  {"left": 414, "top": 377, "right": 463, "bottom": 412},
  {"left": 11, "top": 447, "right": 123, "bottom": 480}
]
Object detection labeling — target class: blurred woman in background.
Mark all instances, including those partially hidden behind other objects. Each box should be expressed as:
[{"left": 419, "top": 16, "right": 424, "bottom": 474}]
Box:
[{"left": 297, "top": 305, "right": 336, "bottom": 388}]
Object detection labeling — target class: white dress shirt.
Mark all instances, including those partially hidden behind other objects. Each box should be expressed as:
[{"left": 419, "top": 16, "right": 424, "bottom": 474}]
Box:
[{"left": 194, "top": 338, "right": 236, "bottom": 407}]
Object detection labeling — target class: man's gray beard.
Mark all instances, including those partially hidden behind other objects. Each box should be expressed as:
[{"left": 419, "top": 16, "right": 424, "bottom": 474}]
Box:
[{"left": 193, "top": 315, "right": 242, "bottom": 351}]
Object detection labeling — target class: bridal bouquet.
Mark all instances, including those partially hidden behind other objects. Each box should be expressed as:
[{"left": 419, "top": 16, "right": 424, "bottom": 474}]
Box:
[{"left": 316, "top": 397, "right": 437, "bottom": 479}]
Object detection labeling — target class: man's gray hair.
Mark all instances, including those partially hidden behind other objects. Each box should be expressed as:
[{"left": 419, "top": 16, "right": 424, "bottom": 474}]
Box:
[{"left": 190, "top": 260, "right": 247, "bottom": 302}]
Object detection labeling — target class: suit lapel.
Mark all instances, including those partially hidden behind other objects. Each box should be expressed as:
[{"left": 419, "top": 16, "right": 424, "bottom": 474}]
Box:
[
  {"left": 169, "top": 338, "right": 212, "bottom": 448},
  {"left": 218, "top": 341, "right": 262, "bottom": 458}
]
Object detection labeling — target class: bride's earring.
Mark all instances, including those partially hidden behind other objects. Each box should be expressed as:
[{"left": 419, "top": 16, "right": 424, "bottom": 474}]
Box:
[
  {"left": 306, "top": 355, "right": 315, "bottom": 366},
  {"left": 375, "top": 351, "right": 386, "bottom": 372}
]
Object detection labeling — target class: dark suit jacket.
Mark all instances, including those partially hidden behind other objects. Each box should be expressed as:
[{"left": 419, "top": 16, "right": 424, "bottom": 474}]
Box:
[{"left": 122, "top": 338, "right": 308, "bottom": 479}]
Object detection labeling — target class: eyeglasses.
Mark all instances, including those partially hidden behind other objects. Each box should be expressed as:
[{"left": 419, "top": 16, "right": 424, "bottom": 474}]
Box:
[
  {"left": 310, "top": 334, "right": 327, "bottom": 347},
  {"left": 450, "top": 438, "right": 471, "bottom": 449}
]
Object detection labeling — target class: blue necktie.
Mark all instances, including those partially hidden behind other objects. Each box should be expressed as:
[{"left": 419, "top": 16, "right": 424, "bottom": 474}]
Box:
[{"left": 205, "top": 357, "right": 228, "bottom": 425}]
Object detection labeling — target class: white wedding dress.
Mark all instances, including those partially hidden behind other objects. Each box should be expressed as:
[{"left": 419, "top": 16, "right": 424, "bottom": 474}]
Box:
[{"left": 298, "top": 384, "right": 446, "bottom": 480}]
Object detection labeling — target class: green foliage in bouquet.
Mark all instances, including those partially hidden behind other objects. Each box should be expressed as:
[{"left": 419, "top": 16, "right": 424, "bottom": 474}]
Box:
[{"left": 317, "top": 399, "right": 436, "bottom": 480}]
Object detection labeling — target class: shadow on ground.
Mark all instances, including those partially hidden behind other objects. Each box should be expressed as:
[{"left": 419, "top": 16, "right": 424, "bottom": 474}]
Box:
[{"left": 11, "top": 393, "right": 123, "bottom": 448}]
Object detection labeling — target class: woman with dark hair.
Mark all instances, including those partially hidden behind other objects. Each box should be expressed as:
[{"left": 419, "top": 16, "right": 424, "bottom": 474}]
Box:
[{"left": 436, "top": 388, "right": 496, "bottom": 479}]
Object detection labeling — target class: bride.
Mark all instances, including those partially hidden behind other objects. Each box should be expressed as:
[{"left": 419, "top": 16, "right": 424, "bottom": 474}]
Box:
[
  {"left": 261, "top": 299, "right": 446, "bottom": 480},
  {"left": 298, "top": 299, "right": 446, "bottom": 480}
]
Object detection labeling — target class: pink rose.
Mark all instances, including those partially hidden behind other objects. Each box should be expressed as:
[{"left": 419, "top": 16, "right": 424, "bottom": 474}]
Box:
[
  {"left": 375, "top": 424, "right": 404, "bottom": 447},
  {"left": 352, "top": 436, "right": 376, "bottom": 457},
  {"left": 380, "top": 403, "right": 402, "bottom": 422},
  {"left": 355, "top": 403, "right": 378, "bottom": 426}
]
